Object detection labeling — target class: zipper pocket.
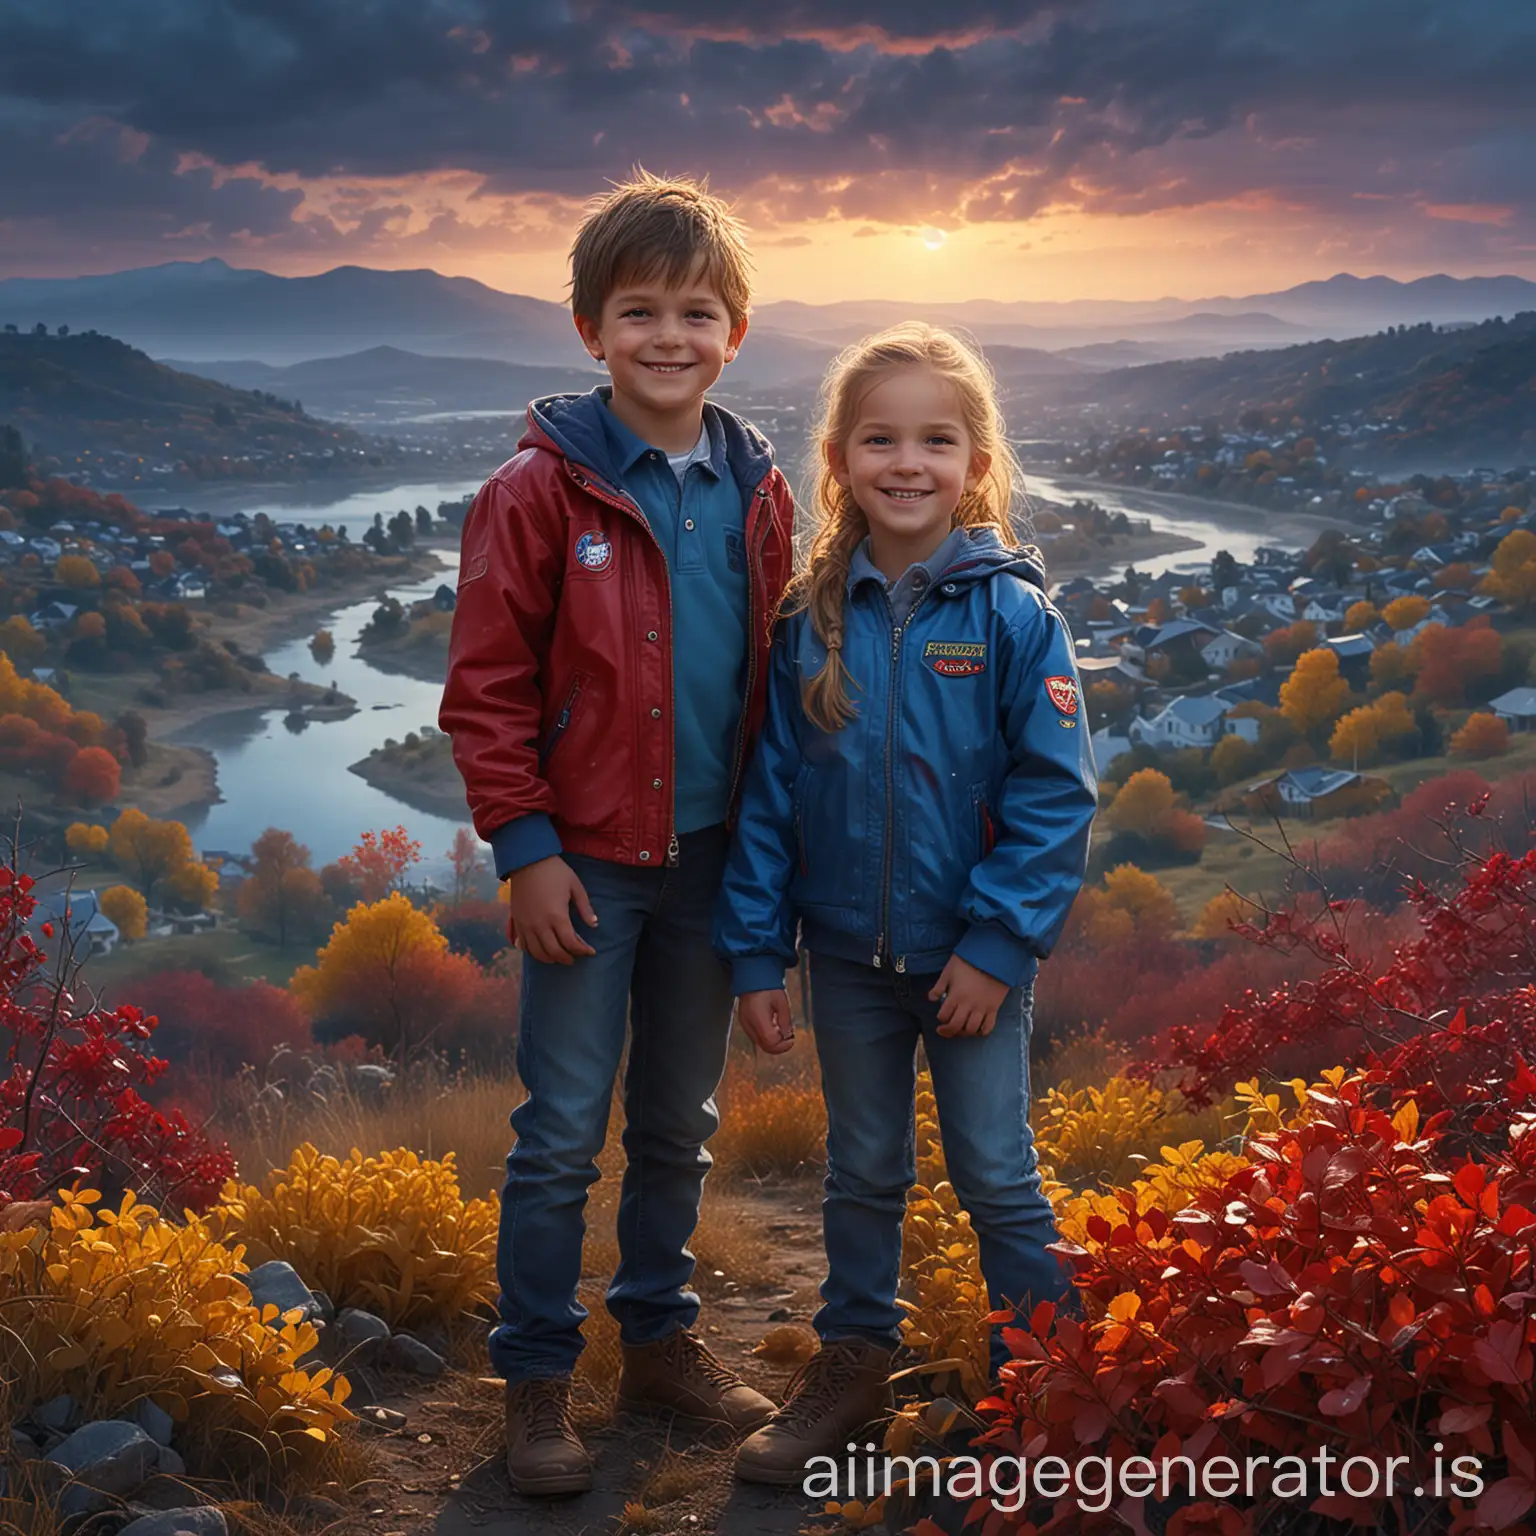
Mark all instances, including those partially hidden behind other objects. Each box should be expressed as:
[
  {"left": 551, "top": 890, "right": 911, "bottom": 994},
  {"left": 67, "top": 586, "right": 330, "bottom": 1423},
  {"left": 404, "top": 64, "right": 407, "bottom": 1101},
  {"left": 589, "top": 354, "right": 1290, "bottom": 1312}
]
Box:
[
  {"left": 972, "top": 783, "right": 996, "bottom": 861},
  {"left": 539, "top": 674, "right": 587, "bottom": 768}
]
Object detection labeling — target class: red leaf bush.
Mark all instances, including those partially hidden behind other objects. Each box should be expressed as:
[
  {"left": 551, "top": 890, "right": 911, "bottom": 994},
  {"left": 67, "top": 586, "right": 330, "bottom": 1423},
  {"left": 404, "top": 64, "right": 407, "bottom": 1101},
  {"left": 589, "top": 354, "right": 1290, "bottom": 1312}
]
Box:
[
  {"left": 0, "top": 869, "right": 235, "bottom": 1211},
  {"left": 974, "top": 1067, "right": 1536, "bottom": 1533}
]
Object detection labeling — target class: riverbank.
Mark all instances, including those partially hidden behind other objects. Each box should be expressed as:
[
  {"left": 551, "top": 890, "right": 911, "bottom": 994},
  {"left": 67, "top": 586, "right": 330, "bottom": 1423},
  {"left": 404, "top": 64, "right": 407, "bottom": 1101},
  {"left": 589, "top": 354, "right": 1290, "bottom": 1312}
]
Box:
[
  {"left": 1037, "top": 471, "right": 1357, "bottom": 547},
  {"left": 349, "top": 733, "right": 467, "bottom": 821},
  {"left": 1042, "top": 526, "right": 1204, "bottom": 581}
]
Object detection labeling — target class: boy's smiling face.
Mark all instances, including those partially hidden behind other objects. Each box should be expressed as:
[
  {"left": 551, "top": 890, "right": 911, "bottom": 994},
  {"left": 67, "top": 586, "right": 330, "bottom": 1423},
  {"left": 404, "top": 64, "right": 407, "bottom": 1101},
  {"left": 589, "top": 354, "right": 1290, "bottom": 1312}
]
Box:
[{"left": 575, "top": 264, "right": 748, "bottom": 452}]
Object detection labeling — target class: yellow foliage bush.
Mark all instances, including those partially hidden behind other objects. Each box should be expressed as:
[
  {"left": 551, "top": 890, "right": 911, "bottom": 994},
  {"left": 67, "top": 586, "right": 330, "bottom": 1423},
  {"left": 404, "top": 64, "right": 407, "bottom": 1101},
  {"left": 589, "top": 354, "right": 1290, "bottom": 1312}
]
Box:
[
  {"left": 897, "top": 1076, "right": 992, "bottom": 1397},
  {"left": 1, "top": 1189, "right": 351, "bottom": 1478},
  {"left": 213, "top": 1144, "right": 498, "bottom": 1329},
  {"left": 1032, "top": 1074, "right": 1230, "bottom": 1189},
  {"left": 710, "top": 1080, "right": 826, "bottom": 1179},
  {"left": 898, "top": 1072, "right": 1237, "bottom": 1396}
]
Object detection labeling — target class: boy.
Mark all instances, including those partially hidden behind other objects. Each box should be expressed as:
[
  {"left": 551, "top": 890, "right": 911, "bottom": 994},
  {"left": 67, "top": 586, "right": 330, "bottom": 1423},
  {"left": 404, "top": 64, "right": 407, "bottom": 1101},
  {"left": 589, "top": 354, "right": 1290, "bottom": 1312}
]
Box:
[{"left": 439, "top": 172, "right": 796, "bottom": 1497}]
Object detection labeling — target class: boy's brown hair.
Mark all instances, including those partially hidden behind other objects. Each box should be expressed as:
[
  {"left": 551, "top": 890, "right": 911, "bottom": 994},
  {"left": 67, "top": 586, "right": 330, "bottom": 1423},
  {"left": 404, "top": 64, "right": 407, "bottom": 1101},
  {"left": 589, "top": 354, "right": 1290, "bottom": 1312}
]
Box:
[{"left": 569, "top": 168, "right": 753, "bottom": 327}]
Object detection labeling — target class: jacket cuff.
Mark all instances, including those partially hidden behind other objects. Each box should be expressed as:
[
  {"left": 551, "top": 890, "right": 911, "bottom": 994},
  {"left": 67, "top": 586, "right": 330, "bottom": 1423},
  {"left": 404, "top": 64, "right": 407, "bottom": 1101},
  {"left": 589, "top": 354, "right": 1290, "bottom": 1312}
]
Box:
[
  {"left": 731, "top": 954, "right": 789, "bottom": 996},
  {"left": 489, "top": 814, "right": 563, "bottom": 879},
  {"left": 955, "top": 921, "right": 1041, "bottom": 989}
]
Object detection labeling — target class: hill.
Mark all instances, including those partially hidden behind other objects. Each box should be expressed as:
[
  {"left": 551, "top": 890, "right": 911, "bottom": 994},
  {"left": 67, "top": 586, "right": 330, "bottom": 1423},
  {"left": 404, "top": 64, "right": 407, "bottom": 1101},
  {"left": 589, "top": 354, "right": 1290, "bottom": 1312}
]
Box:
[
  {"left": 1056, "top": 310, "right": 1536, "bottom": 463},
  {"left": 8, "top": 261, "right": 1536, "bottom": 375},
  {"left": 162, "top": 347, "right": 606, "bottom": 424},
  {"left": 0, "top": 328, "right": 376, "bottom": 471}
]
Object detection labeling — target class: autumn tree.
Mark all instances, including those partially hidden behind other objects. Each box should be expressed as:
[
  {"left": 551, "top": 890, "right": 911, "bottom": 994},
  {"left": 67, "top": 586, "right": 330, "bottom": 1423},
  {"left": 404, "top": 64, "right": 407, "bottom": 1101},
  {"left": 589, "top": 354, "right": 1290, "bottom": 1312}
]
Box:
[
  {"left": 309, "top": 629, "right": 335, "bottom": 664},
  {"left": 1329, "top": 691, "right": 1416, "bottom": 768},
  {"left": 1193, "top": 889, "right": 1250, "bottom": 941},
  {"left": 1450, "top": 712, "right": 1510, "bottom": 759},
  {"left": 1279, "top": 648, "right": 1351, "bottom": 737},
  {"left": 53, "top": 555, "right": 99, "bottom": 591},
  {"left": 289, "top": 893, "right": 483, "bottom": 1060},
  {"left": 1407, "top": 622, "right": 1501, "bottom": 708},
  {"left": 1074, "top": 864, "right": 1181, "bottom": 948},
  {"left": 446, "top": 827, "right": 485, "bottom": 905},
  {"left": 115, "top": 710, "right": 148, "bottom": 768},
  {"left": 164, "top": 859, "right": 219, "bottom": 913},
  {"left": 333, "top": 826, "right": 422, "bottom": 902},
  {"left": 1263, "top": 620, "right": 1319, "bottom": 668},
  {"left": 1342, "top": 600, "right": 1379, "bottom": 633},
  {"left": 132, "top": 969, "right": 312, "bottom": 1076},
  {"left": 1210, "top": 733, "right": 1260, "bottom": 786},
  {"left": 108, "top": 808, "right": 200, "bottom": 905},
  {"left": 0, "top": 616, "right": 45, "bottom": 666},
  {"left": 99, "top": 884, "right": 148, "bottom": 942},
  {"left": 63, "top": 745, "right": 120, "bottom": 806},
  {"left": 1481, "top": 529, "right": 1536, "bottom": 614},
  {"left": 1382, "top": 594, "right": 1431, "bottom": 633},
  {"left": 1104, "top": 768, "right": 1206, "bottom": 859},
  {"left": 237, "top": 827, "right": 332, "bottom": 948},
  {"left": 1369, "top": 641, "right": 1414, "bottom": 693},
  {"left": 65, "top": 821, "right": 109, "bottom": 859}
]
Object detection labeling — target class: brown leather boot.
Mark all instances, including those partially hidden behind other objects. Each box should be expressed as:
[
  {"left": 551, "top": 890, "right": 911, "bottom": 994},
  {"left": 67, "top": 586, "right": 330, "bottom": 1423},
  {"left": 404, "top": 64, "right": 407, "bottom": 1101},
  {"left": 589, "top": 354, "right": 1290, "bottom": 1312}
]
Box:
[
  {"left": 504, "top": 1376, "right": 593, "bottom": 1496},
  {"left": 734, "top": 1337, "right": 894, "bottom": 1486},
  {"left": 617, "top": 1327, "right": 777, "bottom": 1432}
]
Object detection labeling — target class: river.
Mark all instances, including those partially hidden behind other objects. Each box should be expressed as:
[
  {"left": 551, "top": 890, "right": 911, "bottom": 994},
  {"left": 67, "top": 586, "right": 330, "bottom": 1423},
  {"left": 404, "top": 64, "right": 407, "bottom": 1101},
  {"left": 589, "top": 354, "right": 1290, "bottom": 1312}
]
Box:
[
  {"left": 1022, "top": 468, "right": 1350, "bottom": 580},
  {"left": 166, "top": 469, "right": 1345, "bottom": 870}
]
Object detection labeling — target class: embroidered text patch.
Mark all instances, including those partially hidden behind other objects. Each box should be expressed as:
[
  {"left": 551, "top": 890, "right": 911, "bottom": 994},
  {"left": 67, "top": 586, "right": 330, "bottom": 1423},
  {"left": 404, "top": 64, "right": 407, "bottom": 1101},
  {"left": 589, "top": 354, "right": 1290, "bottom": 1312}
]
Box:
[{"left": 924, "top": 640, "right": 987, "bottom": 678}]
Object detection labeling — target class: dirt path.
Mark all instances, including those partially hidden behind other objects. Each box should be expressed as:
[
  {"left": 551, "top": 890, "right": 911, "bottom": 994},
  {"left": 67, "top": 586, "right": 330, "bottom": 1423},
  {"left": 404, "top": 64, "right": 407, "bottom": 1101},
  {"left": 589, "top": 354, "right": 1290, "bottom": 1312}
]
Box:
[{"left": 349, "top": 1182, "right": 837, "bottom": 1536}]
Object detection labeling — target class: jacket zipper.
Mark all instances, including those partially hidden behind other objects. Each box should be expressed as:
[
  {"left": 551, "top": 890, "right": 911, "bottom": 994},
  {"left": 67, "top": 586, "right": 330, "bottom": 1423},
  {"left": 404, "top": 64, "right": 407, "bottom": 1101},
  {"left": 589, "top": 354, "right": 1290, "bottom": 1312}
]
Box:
[
  {"left": 873, "top": 586, "right": 936, "bottom": 972},
  {"left": 563, "top": 464, "right": 681, "bottom": 865},
  {"left": 539, "top": 677, "right": 584, "bottom": 767}
]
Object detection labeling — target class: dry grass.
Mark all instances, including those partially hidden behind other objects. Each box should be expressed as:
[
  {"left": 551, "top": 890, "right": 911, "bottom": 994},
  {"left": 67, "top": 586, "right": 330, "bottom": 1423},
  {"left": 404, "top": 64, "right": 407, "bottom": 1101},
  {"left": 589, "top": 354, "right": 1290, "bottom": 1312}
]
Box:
[{"left": 220, "top": 1049, "right": 780, "bottom": 1417}]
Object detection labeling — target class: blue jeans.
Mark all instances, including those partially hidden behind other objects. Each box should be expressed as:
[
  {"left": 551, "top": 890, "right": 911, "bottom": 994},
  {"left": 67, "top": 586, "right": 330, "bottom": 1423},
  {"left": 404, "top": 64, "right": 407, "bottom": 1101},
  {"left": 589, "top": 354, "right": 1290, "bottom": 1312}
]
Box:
[
  {"left": 491, "top": 825, "right": 735, "bottom": 1384},
  {"left": 808, "top": 951, "right": 1069, "bottom": 1377}
]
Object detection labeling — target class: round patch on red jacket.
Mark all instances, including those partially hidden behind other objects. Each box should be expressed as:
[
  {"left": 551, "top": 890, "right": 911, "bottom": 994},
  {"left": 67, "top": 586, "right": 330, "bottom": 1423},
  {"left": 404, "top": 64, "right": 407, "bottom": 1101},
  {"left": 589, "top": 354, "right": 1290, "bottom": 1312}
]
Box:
[
  {"left": 575, "top": 531, "right": 612, "bottom": 571},
  {"left": 1045, "top": 675, "right": 1079, "bottom": 715}
]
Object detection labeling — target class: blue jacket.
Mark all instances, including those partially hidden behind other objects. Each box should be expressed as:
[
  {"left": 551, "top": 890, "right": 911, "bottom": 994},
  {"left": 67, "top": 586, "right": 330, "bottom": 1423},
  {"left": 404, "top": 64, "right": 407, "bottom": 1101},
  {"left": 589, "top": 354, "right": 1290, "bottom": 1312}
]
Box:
[{"left": 714, "top": 528, "right": 1098, "bottom": 993}]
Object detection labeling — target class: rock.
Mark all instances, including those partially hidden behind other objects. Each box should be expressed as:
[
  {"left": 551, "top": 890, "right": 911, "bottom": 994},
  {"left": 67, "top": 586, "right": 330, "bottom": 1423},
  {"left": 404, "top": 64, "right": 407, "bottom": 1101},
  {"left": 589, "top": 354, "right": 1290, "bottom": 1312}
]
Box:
[
  {"left": 308, "top": 1288, "right": 336, "bottom": 1326},
  {"left": 129, "top": 1401, "right": 175, "bottom": 1449},
  {"left": 383, "top": 1333, "right": 446, "bottom": 1377},
  {"left": 336, "top": 1307, "right": 391, "bottom": 1359},
  {"left": 244, "top": 1260, "right": 325, "bottom": 1324},
  {"left": 11, "top": 1426, "right": 39, "bottom": 1458},
  {"left": 36, "top": 1394, "right": 81, "bottom": 1433},
  {"left": 156, "top": 1448, "right": 186, "bottom": 1477},
  {"left": 410, "top": 1321, "right": 451, "bottom": 1358},
  {"left": 767, "top": 1307, "right": 794, "bottom": 1322},
  {"left": 348, "top": 1064, "right": 394, "bottom": 1101},
  {"left": 119, "top": 1509, "right": 228, "bottom": 1536},
  {"left": 46, "top": 1420, "right": 160, "bottom": 1516},
  {"left": 357, "top": 1404, "right": 407, "bottom": 1431},
  {"left": 131, "top": 1476, "right": 212, "bottom": 1513}
]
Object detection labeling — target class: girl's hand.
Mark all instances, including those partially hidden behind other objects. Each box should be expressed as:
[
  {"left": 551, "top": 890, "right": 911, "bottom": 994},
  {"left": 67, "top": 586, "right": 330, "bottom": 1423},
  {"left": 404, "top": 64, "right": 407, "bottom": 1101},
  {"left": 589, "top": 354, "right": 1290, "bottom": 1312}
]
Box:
[
  {"left": 737, "top": 990, "right": 795, "bottom": 1054},
  {"left": 930, "top": 955, "right": 1009, "bottom": 1038}
]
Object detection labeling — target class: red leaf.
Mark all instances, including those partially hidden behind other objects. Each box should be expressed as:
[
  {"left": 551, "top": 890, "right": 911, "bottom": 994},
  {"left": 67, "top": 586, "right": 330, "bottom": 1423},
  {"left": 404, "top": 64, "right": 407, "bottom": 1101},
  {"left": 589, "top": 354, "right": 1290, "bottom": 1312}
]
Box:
[
  {"left": 1317, "top": 1375, "right": 1372, "bottom": 1417},
  {"left": 1476, "top": 1477, "right": 1536, "bottom": 1531}
]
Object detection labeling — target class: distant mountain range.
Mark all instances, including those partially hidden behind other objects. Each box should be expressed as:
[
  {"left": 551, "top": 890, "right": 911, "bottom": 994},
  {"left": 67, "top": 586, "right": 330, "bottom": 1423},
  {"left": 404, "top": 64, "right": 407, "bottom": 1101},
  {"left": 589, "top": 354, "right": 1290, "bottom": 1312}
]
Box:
[
  {"left": 161, "top": 347, "right": 604, "bottom": 424},
  {"left": 1037, "top": 311, "right": 1536, "bottom": 465},
  {"left": 5, "top": 260, "right": 1536, "bottom": 383}
]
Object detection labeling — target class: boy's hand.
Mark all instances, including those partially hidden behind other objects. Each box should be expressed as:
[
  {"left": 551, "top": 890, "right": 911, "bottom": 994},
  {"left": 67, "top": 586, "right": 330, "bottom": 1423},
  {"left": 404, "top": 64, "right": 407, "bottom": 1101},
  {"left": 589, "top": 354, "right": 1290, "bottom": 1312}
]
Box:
[
  {"left": 737, "top": 990, "right": 795, "bottom": 1054},
  {"left": 506, "top": 856, "right": 598, "bottom": 965},
  {"left": 930, "top": 955, "right": 1010, "bottom": 1039}
]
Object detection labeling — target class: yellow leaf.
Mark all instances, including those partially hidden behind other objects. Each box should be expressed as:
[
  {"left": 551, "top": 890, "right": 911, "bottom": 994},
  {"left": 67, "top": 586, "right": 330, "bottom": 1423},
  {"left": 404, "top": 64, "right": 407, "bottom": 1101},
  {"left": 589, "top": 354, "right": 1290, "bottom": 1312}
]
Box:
[{"left": 1392, "top": 1099, "right": 1420, "bottom": 1144}]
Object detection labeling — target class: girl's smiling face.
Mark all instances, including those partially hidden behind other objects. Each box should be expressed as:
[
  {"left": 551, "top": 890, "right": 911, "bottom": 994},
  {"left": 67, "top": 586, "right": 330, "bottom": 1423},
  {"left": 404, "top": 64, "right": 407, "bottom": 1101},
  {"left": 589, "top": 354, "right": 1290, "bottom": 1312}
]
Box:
[{"left": 828, "top": 365, "right": 990, "bottom": 566}]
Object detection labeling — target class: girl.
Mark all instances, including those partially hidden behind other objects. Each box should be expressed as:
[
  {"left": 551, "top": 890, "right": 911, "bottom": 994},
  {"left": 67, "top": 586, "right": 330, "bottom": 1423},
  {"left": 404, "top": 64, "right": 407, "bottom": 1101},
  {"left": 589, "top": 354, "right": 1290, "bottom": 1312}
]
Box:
[{"left": 713, "top": 323, "right": 1097, "bottom": 1484}]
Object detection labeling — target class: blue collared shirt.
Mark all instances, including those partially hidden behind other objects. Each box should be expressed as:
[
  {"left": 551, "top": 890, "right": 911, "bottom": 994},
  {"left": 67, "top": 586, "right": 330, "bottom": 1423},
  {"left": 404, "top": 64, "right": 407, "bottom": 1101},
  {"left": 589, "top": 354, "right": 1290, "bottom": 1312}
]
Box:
[
  {"left": 849, "top": 525, "right": 973, "bottom": 625},
  {"left": 598, "top": 399, "right": 750, "bottom": 834}
]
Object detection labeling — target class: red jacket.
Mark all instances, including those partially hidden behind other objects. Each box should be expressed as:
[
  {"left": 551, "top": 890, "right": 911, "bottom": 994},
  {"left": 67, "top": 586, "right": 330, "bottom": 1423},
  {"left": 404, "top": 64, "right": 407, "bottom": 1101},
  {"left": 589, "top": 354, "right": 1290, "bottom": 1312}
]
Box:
[{"left": 439, "top": 391, "right": 796, "bottom": 876}]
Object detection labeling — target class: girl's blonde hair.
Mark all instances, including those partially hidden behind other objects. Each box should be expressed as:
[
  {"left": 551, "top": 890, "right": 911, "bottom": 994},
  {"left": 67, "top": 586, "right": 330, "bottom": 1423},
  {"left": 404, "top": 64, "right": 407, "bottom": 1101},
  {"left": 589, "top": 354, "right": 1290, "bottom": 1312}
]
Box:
[{"left": 793, "top": 322, "right": 1031, "bottom": 731}]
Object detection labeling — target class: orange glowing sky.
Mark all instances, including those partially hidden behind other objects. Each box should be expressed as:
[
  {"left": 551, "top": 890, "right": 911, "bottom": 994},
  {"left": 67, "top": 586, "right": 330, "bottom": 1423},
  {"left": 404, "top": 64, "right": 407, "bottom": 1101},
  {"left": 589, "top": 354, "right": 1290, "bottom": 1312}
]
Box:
[{"left": 3, "top": 1, "right": 1534, "bottom": 301}]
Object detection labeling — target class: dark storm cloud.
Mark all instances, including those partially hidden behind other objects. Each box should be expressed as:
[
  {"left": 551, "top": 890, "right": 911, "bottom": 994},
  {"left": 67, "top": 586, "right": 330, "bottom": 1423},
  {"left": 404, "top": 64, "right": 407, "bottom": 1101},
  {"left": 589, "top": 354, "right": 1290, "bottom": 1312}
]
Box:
[{"left": 1, "top": 0, "right": 1534, "bottom": 264}]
